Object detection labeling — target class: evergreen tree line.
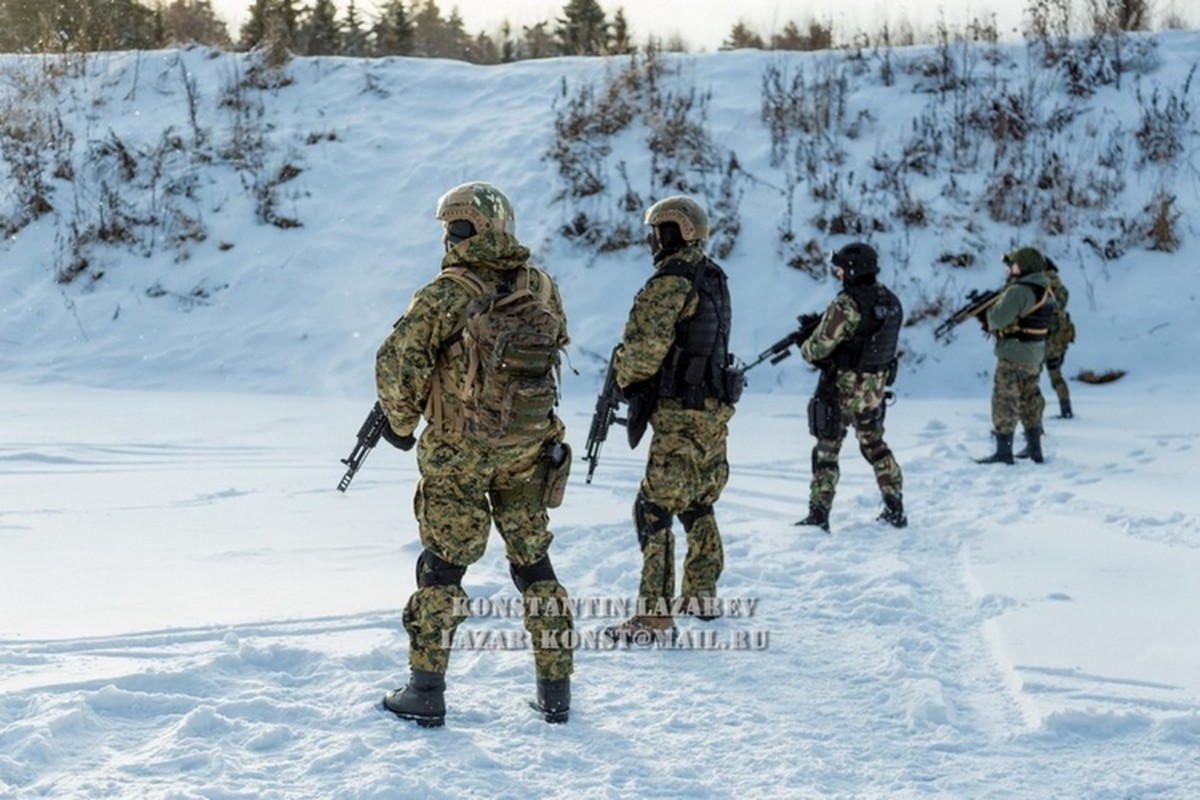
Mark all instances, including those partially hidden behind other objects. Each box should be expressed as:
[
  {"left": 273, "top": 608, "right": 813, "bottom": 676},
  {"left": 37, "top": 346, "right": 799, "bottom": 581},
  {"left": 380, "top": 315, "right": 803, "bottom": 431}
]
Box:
[{"left": 0, "top": 0, "right": 1180, "bottom": 59}]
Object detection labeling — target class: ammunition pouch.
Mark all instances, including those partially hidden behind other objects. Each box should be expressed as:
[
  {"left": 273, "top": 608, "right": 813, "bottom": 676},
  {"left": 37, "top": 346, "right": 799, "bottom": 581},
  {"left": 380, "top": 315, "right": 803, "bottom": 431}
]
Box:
[
  {"left": 539, "top": 441, "right": 572, "bottom": 509},
  {"left": 624, "top": 379, "right": 655, "bottom": 448},
  {"left": 721, "top": 355, "right": 745, "bottom": 406},
  {"left": 883, "top": 357, "right": 899, "bottom": 387},
  {"left": 808, "top": 379, "right": 842, "bottom": 439}
]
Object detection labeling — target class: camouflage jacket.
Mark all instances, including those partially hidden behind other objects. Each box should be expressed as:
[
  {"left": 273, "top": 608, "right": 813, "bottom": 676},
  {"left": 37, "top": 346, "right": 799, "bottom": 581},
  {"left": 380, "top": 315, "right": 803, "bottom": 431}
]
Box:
[
  {"left": 800, "top": 291, "right": 890, "bottom": 408},
  {"left": 800, "top": 292, "right": 862, "bottom": 367},
  {"left": 1045, "top": 268, "right": 1073, "bottom": 354},
  {"left": 613, "top": 244, "right": 706, "bottom": 391},
  {"left": 374, "top": 231, "right": 569, "bottom": 441}
]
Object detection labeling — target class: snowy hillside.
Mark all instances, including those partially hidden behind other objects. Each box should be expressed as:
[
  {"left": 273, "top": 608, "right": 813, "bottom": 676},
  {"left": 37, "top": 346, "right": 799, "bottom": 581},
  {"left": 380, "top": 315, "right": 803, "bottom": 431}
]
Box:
[{"left": 3, "top": 31, "right": 1200, "bottom": 799}]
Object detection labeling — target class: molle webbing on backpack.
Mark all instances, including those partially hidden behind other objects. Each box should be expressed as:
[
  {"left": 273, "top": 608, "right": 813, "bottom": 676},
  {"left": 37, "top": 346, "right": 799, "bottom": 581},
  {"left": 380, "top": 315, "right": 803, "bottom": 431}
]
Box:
[{"left": 434, "top": 265, "right": 562, "bottom": 446}]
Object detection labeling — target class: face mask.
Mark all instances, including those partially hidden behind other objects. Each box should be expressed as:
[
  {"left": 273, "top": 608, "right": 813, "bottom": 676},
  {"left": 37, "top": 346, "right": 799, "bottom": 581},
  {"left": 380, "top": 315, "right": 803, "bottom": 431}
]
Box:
[{"left": 443, "top": 219, "right": 477, "bottom": 250}]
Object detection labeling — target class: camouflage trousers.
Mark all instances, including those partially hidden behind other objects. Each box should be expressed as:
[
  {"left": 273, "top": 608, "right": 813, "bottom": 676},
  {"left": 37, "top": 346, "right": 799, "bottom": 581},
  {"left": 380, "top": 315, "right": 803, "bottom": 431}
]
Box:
[
  {"left": 808, "top": 370, "right": 902, "bottom": 513},
  {"left": 636, "top": 399, "right": 733, "bottom": 610},
  {"left": 1044, "top": 344, "right": 1071, "bottom": 405},
  {"left": 991, "top": 358, "right": 1045, "bottom": 434},
  {"left": 401, "top": 433, "right": 573, "bottom": 680}
]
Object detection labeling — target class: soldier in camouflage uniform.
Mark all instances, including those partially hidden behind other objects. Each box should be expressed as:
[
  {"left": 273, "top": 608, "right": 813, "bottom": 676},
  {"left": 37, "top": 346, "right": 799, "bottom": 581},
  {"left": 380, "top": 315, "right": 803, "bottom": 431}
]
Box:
[
  {"left": 976, "top": 246, "right": 1055, "bottom": 465},
  {"left": 375, "top": 182, "right": 574, "bottom": 726},
  {"left": 1041, "top": 258, "right": 1075, "bottom": 419},
  {"left": 795, "top": 243, "right": 906, "bottom": 533},
  {"left": 603, "top": 196, "right": 740, "bottom": 645}
]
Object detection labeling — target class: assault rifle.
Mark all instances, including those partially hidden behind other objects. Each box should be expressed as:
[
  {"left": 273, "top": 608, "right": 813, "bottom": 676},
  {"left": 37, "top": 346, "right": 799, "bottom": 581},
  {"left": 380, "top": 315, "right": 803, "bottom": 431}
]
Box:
[
  {"left": 583, "top": 345, "right": 626, "bottom": 484},
  {"left": 337, "top": 401, "right": 388, "bottom": 492},
  {"left": 744, "top": 312, "right": 822, "bottom": 372},
  {"left": 934, "top": 288, "right": 1002, "bottom": 340}
]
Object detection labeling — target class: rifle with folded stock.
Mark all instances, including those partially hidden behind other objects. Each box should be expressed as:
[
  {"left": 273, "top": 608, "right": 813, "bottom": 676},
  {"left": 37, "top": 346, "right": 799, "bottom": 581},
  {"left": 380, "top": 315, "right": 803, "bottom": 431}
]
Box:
[
  {"left": 934, "top": 288, "right": 1002, "bottom": 340},
  {"left": 337, "top": 401, "right": 388, "bottom": 492}
]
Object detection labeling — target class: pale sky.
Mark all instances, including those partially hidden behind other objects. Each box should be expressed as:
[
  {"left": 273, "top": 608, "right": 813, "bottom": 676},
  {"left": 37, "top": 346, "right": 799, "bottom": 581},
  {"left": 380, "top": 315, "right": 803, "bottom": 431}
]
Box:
[{"left": 208, "top": 0, "right": 1045, "bottom": 50}]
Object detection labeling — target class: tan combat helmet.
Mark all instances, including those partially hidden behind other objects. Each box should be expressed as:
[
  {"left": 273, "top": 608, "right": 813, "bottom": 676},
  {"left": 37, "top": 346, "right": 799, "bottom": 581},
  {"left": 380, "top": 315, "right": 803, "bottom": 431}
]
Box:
[
  {"left": 643, "top": 195, "right": 709, "bottom": 242},
  {"left": 435, "top": 182, "right": 516, "bottom": 236}
]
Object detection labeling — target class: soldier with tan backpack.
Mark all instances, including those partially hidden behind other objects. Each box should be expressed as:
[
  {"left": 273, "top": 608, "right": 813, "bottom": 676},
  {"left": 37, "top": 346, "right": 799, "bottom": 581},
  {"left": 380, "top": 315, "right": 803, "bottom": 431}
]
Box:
[{"left": 374, "top": 181, "right": 574, "bottom": 727}]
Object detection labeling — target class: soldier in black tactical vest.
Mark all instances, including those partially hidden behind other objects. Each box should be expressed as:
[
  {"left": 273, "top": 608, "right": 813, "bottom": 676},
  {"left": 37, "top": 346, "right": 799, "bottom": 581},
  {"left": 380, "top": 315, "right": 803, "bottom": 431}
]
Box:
[
  {"left": 795, "top": 243, "right": 906, "bottom": 532},
  {"left": 604, "top": 196, "right": 740, "bottom": 644}
]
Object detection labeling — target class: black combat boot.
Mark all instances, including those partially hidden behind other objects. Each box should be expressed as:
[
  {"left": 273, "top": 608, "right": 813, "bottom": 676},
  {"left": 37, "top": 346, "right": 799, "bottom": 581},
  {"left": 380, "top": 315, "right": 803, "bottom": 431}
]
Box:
[
  {"left": 1016, "top": 426, "right": 1044, "bottom": 463},
  {"left": 976, "top": 432, "right": 1014, "bottom": 465},
  {"left": 382, "top": 668, "right": 446, "bottom": 728},
  {"left": 1059, "top": 399, "right": 1073, "bottom": 419},
  {"left": 532, "top": 677, "right": 570, "bottom": 724},
  {"left": 878, "top": 493, "right": 907, "bottom": 528},
  {"left": 795, "top": 504, "right": 830, "bottom": 532}
]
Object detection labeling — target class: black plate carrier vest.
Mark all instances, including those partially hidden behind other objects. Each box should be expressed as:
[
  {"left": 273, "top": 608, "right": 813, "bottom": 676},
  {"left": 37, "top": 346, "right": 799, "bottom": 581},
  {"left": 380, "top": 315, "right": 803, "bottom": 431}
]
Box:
[
  {"left": 653, "top": 257, "right": 734, "bottom": 409},
  {"left": 832, "top": 283, "right": 903, "bottom": 373}
]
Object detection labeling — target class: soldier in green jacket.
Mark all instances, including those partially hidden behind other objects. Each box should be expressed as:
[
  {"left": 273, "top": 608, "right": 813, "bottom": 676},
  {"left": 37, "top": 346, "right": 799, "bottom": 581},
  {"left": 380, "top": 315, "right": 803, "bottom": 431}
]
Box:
[
  {"left": 977, "top": 247, "right": 1055, "bottom": 465},
  {"left": 375, "top": 182, "right": 574, "bottom": 726},
  {"left": 603, "top": 196, "right": 739, "bottom": 645}
]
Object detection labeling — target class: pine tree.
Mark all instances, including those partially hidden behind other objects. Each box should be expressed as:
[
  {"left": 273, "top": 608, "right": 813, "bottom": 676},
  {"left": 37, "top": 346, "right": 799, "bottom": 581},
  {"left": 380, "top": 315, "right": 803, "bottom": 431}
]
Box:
[
  {"left": 411, "top": 0, "right": 453, "bottom": 58},
  {"left": 342, "top": 0, "right": 368, "bottom": 55},
  {"left": 372, "top": 0, "right": 412, "bottom": 55},
  {"left": 611, "top": 8, "right": 633, "bottom": 54},
  {"left": 555, "top": 0, "right": 610, "bottom": 56},
  {"left": 239, "top": 0, "right": 271, "bottom": 49},
  {"left": 302, "top": 0, "right": 340, "bottom": 55},
  {"left": 723, "top": 21, "right": 764, "bottom": 50},
  {"left": 158, "top": 0, "right": 232, "bottom": 48},
  {"left": 520, "top": 21, "right": 554, "bottom": 59}
]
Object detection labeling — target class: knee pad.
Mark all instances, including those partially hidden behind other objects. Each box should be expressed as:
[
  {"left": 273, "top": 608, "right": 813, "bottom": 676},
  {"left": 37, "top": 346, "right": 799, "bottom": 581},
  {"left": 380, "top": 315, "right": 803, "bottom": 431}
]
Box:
[
  {"left": 859, "top": 440, "right": 893, "bottom": 466},
  {"left": 678, "top": 503, "right": 713, "bottom": 532},
  {"left": 634, "top": 494, "right": 673, "bottom": 549},
  {"left": 416, "top": 549, "right": 467, "bottom": 588},
  {"left": 510, "top": 554, "right": 558, "bottom": 594},
  {"left": 855, "top": 406, "right": 884, "bottom": 435},
  {"left": 812, "top": 442, "right": 838, "bottom": 471}
]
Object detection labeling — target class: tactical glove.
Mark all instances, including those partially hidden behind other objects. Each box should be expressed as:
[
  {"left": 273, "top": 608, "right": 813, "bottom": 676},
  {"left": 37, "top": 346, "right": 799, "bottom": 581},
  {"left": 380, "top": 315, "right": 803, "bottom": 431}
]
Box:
[{"left": 382, "top": 425, "right": 416, "bottom": 451}]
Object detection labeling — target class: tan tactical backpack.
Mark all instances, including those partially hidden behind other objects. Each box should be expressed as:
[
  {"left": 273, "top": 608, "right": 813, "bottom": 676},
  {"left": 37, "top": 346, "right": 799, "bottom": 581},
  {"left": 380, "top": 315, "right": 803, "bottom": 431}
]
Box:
[{"left": 439, "top": 266, "right": 562, "bottom": 446}]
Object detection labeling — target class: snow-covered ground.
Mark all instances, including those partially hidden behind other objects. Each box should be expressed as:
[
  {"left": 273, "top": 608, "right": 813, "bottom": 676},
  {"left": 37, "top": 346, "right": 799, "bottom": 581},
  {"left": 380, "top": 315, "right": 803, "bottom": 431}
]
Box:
[{"left": 3, "top": 30, "right": 1200, "bottom": 799}]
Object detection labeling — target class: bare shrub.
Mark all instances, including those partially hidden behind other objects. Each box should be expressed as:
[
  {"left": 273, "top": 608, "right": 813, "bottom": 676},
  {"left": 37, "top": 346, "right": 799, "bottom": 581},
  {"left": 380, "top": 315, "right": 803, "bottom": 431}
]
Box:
[
  {"left": 1144, "top": 190, "right": 1180, "bottom": 252},
  {"left": 1134, "top": 65, "right": 1195, "bottom": 165},
  {"left": 546, "top": 49, "right": 742, "bottom": 256}
]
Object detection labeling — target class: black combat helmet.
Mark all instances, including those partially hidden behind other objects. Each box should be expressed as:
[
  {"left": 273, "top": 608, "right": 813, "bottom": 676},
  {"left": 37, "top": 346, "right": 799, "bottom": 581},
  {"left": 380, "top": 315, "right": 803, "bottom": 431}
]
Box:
[{"left": 831, "top": 242, "right": 879, "bottom": 284}]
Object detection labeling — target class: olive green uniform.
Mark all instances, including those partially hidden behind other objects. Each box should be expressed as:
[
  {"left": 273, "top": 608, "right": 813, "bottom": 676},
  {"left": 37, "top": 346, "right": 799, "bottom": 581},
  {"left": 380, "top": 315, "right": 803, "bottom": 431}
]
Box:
[{"left": 985, "top": 272, "right": 1051, "bottom": 435}]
